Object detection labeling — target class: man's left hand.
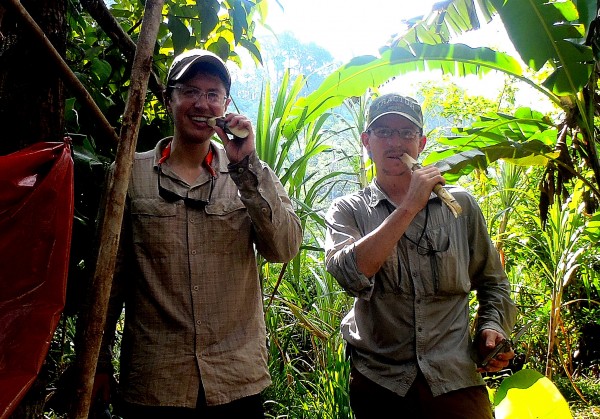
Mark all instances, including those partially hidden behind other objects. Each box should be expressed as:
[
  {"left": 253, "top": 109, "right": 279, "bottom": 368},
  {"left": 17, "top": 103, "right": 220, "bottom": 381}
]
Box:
[
  {"left": 214, "top": 113, "right": 255, "bottom": 164},
  {"left": 477, "top": 328, "right": 515, "bottom": 373}
]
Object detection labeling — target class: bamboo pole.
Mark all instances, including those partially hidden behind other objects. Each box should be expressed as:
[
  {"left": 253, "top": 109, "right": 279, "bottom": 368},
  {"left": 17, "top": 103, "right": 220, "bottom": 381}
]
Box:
[
  {"left": 70, "top": 0, "right": 165, "bottom": 417},
  {"left": 2, "top": 0, "right": 120, "bottom": 145}
]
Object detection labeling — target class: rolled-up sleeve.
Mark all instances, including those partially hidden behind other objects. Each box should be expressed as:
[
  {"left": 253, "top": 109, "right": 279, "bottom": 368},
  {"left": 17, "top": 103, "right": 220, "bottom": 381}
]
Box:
[{"left": 325, "top": 197, "right": 375, "bottom": 299}]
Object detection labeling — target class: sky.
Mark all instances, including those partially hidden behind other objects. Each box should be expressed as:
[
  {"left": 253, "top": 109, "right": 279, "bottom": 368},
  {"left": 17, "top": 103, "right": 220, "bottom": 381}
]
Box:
[
  {"left": 265, "top": 0, "right": 441, "bottom": 62},
  {"left": 260, "top": 0, "right": 517, "bottom": 100},
  {"left": 245, "top": 0, "right": 554, "bottom": 111}
]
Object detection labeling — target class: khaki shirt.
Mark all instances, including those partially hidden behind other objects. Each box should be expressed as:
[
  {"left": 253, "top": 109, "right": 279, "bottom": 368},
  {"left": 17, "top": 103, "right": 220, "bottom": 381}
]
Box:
[
  {"left": 103, "top": 138, "right": 302, "bottom": 407},
  {"left": 325, "top": 181, "right": 516, "bottom": 397}
]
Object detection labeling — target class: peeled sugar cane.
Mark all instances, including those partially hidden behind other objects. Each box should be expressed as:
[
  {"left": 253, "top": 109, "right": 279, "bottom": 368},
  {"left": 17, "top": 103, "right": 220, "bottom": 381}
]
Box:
[{"left": 399, "top": 154, "right": 462, "bottom": 218}]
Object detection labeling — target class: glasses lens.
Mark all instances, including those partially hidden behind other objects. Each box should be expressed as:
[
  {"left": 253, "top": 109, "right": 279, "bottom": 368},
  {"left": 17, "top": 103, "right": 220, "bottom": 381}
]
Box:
[
  {"left": 373, "top": 128, "right": 392, "bottom": 138},
  {"left": 399, "top": 129, "right": 419, "bottom": 140},
  {"left": 173, "top": 86, "right": 224, "bottom": 104},
  {"left": 206, "top": 92, "right": 222, "bottom": 104},
  {"left": 180, "top": 86, "right": 200, "bottom": 100},
  {"left": 372, "top": 127, "right": 419, "bottom": 141},
  {"left": 158, "top": 168, "right": 183, "bottom": 202}
]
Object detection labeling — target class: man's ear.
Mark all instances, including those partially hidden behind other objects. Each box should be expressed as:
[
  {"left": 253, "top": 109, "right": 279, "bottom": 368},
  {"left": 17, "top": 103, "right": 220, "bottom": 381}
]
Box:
[
  {"left": 360, "top": 132, "right": 374, "bottom": 160},
  {"left": 361, "top": 131, "right": 370, "bottom": 153}
]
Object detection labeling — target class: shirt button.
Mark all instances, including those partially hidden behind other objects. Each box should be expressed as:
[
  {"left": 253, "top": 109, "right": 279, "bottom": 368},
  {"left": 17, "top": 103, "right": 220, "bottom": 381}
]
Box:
[
  {"left": 248, "top": 164, "right": 253, "bottom": 169},
  {"left": 261, "top": 207, "right": 268, "bottom": 213},
  {"left": 416, "top": 299, "right": 421, "bottom": 304},
  {"left": 418, "top": 327, "right": 423, "bottom": 332},
  {"left": 418, "top": 355, "right": 423, "bottom": 361},
  {"left": 238, "top": 167, "right": 244, "bottom": 173},
  {"left": 191, "top": 250, "right": 197, "bottom": 255},
  {"left": 258, "top": 187, "right": 264, "bottom": 193},
  {"left": 196, "top": 320, "right": 202, "bottom": 326},
  {"left": 189, "top": 218, "right": 195, "bottom": 223},
  {"left": 193, "top": 285, "right": 199, "bottom": 291}
]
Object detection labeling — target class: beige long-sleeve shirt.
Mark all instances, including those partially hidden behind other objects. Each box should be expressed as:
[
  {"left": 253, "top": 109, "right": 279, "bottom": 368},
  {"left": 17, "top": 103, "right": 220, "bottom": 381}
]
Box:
[
  {"left": 325, "top": 181, "right": 516, "bottom": 397},
  {"left": 102, "top": 138, "right": 302, "bottom": 407}
]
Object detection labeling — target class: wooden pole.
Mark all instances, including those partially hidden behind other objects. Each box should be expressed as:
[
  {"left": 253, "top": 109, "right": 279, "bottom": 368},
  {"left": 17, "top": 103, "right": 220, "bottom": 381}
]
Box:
[
  {"left": 70, "top": 0, "right": 165, "bottom": 417},
  {"left": 2, "top": 0, "right": 120, "bottom": 145}
]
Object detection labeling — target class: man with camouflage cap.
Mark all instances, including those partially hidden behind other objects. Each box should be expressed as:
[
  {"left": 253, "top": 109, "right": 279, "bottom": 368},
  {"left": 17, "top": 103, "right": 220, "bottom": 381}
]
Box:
[{"left": 325, "top": 93, "right": 516, "bottom": 418}]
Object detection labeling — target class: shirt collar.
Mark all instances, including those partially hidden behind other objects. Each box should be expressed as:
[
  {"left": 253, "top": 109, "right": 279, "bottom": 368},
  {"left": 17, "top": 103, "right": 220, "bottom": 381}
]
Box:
[
  {"left": 153, "top": 137, "right": 230, "bottom": 175},
  {"left": 365, "top": 180, "right": 391, "bottom": 208}
]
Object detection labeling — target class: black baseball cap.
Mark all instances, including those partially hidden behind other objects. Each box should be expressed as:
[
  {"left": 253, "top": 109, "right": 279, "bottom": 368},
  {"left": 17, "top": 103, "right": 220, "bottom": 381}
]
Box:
[{"left": 167, "top": 49, "right": 231, "bottom": 94}]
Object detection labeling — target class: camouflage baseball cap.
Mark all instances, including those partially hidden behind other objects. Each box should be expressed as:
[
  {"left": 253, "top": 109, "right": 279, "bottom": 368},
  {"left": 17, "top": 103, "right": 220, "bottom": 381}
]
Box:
[{"left": 366, "top": 94, "right": 423, "bottom": 129}]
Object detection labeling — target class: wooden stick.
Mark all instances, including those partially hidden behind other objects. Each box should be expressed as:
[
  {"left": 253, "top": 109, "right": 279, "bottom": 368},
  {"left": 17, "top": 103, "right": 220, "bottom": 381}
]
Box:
[
  {"left": 70, "top": 0, "right": 165, "bottom": 417},
  {"left": 2, "top": 0, "right": 120, "bottom": 144}
]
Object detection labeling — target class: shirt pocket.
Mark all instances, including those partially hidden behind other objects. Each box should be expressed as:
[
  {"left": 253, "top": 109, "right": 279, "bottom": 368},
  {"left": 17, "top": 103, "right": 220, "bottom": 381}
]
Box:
[
  {"left": 129, "top": 198, "right": 180, "bottom": 257},
  {"left": 203, "top": 197, "right": 252, "bottom": 250},
  {"left": 426, "top": 226, "right": 470, "bottom": 295},
  {"left": 204, "top": 196, "right": 247, "bottom": 223}
]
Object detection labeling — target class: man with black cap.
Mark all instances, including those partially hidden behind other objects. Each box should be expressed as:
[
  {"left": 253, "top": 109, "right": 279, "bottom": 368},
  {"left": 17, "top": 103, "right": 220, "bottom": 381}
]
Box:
[
  {"left": 97, "top": 49, "right": 302, "bottom": 418},
  {"left": 325, "top": 94, "right": 516, "bottom": 418}
]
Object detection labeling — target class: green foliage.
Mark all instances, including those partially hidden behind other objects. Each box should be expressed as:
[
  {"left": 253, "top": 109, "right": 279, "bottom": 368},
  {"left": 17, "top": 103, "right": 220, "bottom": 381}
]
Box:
[
  {"left": 424, "top": 107, "right": 559, "bottom": 182},
  {"left": 285, "top": 43, "right": 526, "bottom": 137},
  {"left": 419, "top": 79, "right": 501, "bottom": 128},
  {"left": 555, "top": 375, "right": 600, "bottom": 406},
  {"left": 247, "top": 65, "right": 353, "bottom": 418},
  {"left": 37, "top": 0, "right": 600, "bottom": 417},
  {"left": 488, "top": 0, "right": 593, "bottom": 95},
  {"left": 389, "top": 0, "right": 497, "bottom": 46}
]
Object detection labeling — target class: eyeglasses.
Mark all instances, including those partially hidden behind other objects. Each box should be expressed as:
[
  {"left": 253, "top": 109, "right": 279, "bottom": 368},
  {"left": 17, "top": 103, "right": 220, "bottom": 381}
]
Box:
[
  {"left": 157, "top": 165, "right": 215, "bottom": 209},
  {"left": 369, "top": 127, "right": 421, "bottom": 141},
  {"left": 170, "top": 85, "right": 227, "bottom": 105}
]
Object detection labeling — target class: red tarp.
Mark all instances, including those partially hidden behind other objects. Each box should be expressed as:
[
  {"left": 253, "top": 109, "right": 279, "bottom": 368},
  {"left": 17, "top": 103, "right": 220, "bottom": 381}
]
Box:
[{"left": 0, "top": 141, "right": 74, "bottom": 419}]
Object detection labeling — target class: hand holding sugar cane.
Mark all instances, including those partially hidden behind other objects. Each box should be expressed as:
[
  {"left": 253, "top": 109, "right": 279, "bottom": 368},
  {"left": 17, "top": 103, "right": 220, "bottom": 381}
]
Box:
[{"left": 399, "top": 153, "right": 462, "bottom": 218}]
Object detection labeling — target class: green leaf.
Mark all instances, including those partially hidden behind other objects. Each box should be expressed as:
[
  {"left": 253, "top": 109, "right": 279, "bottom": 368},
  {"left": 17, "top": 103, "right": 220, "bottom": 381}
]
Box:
[
  {"left": 285, "top": 43, "right": 524, "bottom": 137},
  {"left": 387, "top": 0, "right": 497, "bottom": 48},
  {"left": 494, "top": 369, "right": 572, "bottom": 419},
  {"left": 490, "top": 0, "right": 593, "bottom": 95},
  {"left": 541, "top": 40, "right": 594, "bottom": 95},
  {"left": 90, "top": 58, "right": 112, "bottom": 86},
  {"left": 583, "top": 210, "right": 600, "bottom": 243},
  {"left": 167, "top": 16, "right": 191, "bottom": 54},
  {"left": 196, "top": 0, "right": 220, "bottom": 40},
  {"left": 229, "top": 0, "right": 249, "bottom": 44},
  {"left": 423, "top": 108, "right": 558, "bottom": 181}
]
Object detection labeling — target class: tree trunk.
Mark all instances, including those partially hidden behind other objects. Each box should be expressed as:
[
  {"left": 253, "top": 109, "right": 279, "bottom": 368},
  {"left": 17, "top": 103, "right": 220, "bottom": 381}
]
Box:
[{"left": 0, "top": 0, "right": 66, "bottom": 155}]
